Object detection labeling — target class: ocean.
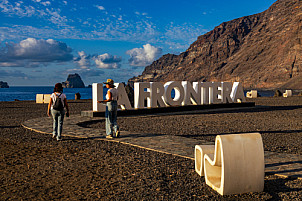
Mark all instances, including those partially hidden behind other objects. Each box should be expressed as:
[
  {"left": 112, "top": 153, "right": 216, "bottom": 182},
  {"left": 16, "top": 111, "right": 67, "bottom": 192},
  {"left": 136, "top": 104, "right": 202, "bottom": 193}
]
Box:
[
  {"left": 0, "top": 86, "right": 95, "bottom": 102},
  {"left": 0, "top": 86, "right": 276, "bottom": 102}
]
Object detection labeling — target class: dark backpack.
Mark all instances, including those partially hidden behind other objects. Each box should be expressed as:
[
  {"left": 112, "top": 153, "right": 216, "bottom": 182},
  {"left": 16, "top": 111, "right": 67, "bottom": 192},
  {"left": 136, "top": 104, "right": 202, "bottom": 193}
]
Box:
[{"left": 53, "top": 93, "right": 64, "bottom": 111}]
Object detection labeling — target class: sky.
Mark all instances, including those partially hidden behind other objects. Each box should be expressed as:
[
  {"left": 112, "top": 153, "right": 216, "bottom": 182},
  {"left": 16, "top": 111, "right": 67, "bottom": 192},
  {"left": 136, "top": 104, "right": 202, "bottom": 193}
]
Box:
[{"left": 0, "top": 0, "right": 276, "bottom": 86}]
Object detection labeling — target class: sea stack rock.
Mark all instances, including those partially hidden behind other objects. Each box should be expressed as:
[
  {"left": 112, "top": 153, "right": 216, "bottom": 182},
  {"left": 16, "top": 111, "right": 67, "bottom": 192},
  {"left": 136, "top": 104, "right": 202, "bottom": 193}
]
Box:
[
  {"left": 62, "top": 73, "right": 85, "bottom": 88},
  {"left": 0, "top": 81, "right": 9, "bottom": 88}
]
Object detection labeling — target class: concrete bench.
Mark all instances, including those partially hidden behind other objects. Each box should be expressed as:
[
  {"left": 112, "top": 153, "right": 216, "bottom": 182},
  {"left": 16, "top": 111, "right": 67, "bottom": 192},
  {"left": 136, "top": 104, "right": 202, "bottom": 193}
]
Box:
[
  {"left": 195, "top": 133, "right": 264, "bottom": 195},
  {"left": 283, "top": 90, "right": 292, "bottom": 97},
  {"left": 246, "top": 90, "right": 258, "bottom": 98},
  {"left": 36, "top": 94, "right": 51, "bottom": 104}
]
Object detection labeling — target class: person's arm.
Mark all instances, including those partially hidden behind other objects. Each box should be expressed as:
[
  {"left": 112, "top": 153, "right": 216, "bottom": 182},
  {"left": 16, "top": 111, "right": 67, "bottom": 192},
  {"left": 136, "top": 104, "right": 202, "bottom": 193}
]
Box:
[
  {"left": 98, "top": 90, "right": 112, "bottom": 103},
  {"left": 47, "top": 98, "right": 53, "bottom": 117},
  {"left": 64, "top": 98, "right": 70, "bottom": 117}
]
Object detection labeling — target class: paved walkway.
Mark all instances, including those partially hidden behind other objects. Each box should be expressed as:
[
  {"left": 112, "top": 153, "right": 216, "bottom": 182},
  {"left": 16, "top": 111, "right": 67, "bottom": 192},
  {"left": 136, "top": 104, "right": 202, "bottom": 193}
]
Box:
[{"left": 22, "top": 114, "right": 302, "bottom": 179}]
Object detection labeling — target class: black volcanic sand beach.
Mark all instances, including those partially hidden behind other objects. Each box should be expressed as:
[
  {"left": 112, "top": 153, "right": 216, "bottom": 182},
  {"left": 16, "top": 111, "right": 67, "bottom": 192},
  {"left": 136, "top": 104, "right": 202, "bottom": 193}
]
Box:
[{"left": 0, "top": 97, "right": 301, "bottom": 200}]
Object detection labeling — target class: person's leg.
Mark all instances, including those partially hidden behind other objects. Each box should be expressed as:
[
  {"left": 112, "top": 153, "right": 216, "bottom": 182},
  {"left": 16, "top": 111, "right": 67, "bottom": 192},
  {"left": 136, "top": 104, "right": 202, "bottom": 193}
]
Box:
[
  {"left": 112, "top": 101, "right": 119, "bottom": 137},
  {"left": 105, "top": 103, "right": 113, "bottom": 136},
  {"left": 51, "top": 109, "right": 59, "bottom": 138},
  {"left": 57, "top": 110, "right": 65, "bottom": 140}
]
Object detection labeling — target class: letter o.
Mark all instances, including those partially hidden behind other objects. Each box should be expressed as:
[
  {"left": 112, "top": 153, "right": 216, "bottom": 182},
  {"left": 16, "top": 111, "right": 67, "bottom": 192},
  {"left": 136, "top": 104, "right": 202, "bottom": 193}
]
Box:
[{"left": 164, "top": 81, "right": 185, "bottom": 106}]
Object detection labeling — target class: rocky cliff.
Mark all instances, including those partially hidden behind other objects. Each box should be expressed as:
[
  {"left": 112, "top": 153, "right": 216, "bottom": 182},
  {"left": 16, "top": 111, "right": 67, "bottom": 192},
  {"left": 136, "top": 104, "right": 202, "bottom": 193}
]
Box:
[
  {"left": 62, "top": 73, "right": 85, "bottom": 88},
  {"left": 0, "top": 81, "right": 9, "bottom": 88},
  {"left": 129, "top": 0, "right": 302, "bottom": 89}
]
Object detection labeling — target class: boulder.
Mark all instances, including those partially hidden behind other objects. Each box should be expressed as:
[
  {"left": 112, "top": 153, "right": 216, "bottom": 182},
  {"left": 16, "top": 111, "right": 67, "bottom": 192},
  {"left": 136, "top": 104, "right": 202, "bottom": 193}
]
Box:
[
  {"left": 0, "top": 81, "right": 9, "bottom": 88},
  {"left": 62, "top": 73, "right": 85, "bottom": 88},
  {"left": 75, "top": 92, "right": 81, "bottom": 100},
  {"left": 274, "top": 90, "right": 282, "bottom": 97}
]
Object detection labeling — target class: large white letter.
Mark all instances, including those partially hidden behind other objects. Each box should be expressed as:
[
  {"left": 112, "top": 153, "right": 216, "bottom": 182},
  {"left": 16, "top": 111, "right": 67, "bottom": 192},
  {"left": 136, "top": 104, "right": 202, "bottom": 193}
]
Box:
[
  {"left": 92, "top": 83, "right": 106, "bottom": 112},
  {"left": 164, "top": 81, "right": 184, "bottom": 106},
  {"left": 134, "top": 82, "right": 151, "bottom": 109},
  {"left": 200, "top": 82, "right": 211, "bottom": 105},
  {"left": 221, "top": 82, "right": 233, "bottom": 103},
  {"left": 209, "top": 82, "right": 221, "bottom": 104},
  {"left": 182, "top": 81, "right": 201, "bottom": 105},
  {"left": 231, "top": 82, "right": 246, "bottom": 103},
  {"left": 150, "top": 82, "right": 166, "bottom": 108},
  {"left": 116, "top": 83, "right": 132, "bottom": 110}
]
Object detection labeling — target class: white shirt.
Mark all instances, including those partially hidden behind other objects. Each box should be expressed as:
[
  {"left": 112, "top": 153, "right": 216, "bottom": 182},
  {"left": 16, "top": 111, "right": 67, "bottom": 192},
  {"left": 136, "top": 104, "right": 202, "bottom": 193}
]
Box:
[
  {"left": 50, "top": 92, "right": 66, "bottom": 109},
  {"left": 106, "top": 88, "right": 118, "bottom": 101}
]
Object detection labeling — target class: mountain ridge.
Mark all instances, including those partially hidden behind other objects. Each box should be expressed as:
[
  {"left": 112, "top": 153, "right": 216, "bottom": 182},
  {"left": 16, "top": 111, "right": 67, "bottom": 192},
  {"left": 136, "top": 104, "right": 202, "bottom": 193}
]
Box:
[{"left": 129, "top": 0, "right": 302, "bottom": 89}]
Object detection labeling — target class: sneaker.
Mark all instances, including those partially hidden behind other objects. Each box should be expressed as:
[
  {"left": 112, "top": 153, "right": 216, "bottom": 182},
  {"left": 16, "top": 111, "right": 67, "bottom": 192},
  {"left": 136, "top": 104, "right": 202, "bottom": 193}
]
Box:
[
  {"left": 52, "top": 134, "right": 56, "bottom": 139},
  {"left": 57, "top": 138, "right": 62, "bottom": 141},
  {"left": 106, "top": 135, "right": 113, "bottom": 139},
  {"left": 115, "top": 130, "right": 120, "bottom": 138}
]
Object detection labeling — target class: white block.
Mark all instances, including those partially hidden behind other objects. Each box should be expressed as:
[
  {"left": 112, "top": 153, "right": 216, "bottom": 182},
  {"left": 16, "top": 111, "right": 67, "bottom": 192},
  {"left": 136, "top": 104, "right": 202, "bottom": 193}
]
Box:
[
  {"left": 283, "top": 90, "right": 292, "bottom": 97},
  {"left": 36, "top": 94, "right": 44, "bottom": 103},
  {"left": 246, "top": 90, "right": 258, "bottom": 98},
  {"left": 43, "top": 94, "right": 51, "bottom": 104}
]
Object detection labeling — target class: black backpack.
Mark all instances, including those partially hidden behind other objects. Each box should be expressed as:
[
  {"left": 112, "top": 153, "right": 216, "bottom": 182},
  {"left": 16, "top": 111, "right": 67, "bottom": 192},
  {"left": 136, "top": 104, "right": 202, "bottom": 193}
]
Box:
[{"left": 53, "top": 93, "right": 64, "bottom": 111}]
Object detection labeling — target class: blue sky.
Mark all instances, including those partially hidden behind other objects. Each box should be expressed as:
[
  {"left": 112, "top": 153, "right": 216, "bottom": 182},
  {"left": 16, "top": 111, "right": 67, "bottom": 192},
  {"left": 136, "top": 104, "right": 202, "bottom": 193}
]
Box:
[{"left": 0, "top": 0, "right": 276, "bottom": 86}]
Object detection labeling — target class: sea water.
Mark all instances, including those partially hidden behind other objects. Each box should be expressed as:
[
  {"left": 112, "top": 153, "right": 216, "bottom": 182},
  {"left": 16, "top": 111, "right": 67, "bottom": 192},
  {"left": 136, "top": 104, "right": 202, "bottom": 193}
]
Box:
[
  {"left": 0, "top": 86, "right": 97, "bottom": 102},
  {"left": 0, "top": 86, "right": 275, "bottom": 102}
]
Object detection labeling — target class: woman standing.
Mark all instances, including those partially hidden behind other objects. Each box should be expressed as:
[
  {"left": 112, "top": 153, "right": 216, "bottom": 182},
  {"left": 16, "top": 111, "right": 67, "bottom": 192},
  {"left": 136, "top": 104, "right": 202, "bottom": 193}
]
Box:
[
  {"left": 47, "top": 83, "right": 70, "bottom": 141},
  {"left": 98, "top": 79, "right": 119, "bottom": 139}
]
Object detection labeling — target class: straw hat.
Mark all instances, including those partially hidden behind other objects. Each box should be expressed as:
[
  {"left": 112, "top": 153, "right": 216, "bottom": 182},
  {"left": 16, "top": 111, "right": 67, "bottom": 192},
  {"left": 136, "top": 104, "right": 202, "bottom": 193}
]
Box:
[{"left": 103, "top": 79, "right": 115, "bottom": 86}]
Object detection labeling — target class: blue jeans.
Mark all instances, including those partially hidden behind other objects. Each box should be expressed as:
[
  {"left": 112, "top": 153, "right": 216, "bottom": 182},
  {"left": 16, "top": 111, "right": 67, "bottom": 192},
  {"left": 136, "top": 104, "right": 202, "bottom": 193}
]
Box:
[
  {"left": 105, "top": 101, "right": 119, "bottom": 136},
  {"left": 51, "top": 109, "right": 65, "bottom": 139}
]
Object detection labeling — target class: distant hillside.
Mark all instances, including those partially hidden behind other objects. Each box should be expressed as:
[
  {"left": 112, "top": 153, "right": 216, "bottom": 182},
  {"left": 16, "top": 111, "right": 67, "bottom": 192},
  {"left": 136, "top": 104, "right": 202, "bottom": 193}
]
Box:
[{"left": 129, "top": 0, "right": 302, "bottom": 89}]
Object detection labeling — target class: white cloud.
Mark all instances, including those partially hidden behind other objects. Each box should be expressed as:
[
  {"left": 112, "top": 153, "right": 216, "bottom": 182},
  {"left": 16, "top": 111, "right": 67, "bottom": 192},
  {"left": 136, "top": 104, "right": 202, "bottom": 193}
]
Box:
[
  {"left": 0, "top": 38, "right": 73, "bottom": 67},
  {"left": 0, "top": 1, "right": 207, "bottom": 51},
  {"left": 0, "top": 1, "right": 36, "bottom": 17},
  {"left": 126, "top": 44, "right": 162, "bottom": 67},
  {"left": 73, "top": 51, "right": 92, "bottom": 69},
  {"left": 46, "top": 8, "right": 68, "bottom": 26},
  {"left": 163, "top": 23, "right": 208, "bottom": 50},
  {"left": 41, "top": 1, "right": 51, "bottom": 6},
  {"left": 95, "top": 5, "right": 105, "bottom": 11},
  {"left": 93, "top": 53, "right": 122, "bottom": 69},
  {"left": 74, "top": 51, "right": 122, "bottom": 69}
]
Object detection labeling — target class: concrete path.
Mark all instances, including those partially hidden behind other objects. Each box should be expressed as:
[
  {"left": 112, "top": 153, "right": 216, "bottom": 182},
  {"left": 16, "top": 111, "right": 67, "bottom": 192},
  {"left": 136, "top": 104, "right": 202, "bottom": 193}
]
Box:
[{"left": 22, "top": 114, "right": 302, "bottom": 179}]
